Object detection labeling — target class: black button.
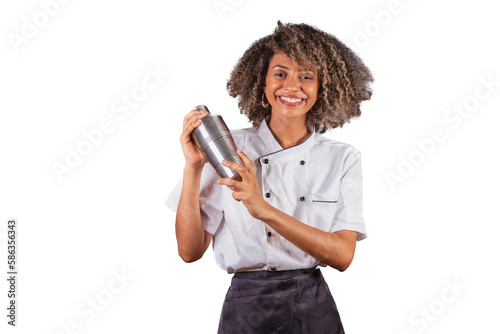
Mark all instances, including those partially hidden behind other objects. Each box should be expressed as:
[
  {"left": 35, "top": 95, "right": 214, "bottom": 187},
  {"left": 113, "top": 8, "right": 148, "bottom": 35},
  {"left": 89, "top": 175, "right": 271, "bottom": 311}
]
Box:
[
  {"left": 263, "top": 158, "right": 269, "bottom": 164},
  {"left": 300, "top": 160, "right": 305, "bottom": 165},
  {"left": 265, "top": 192, "right": 271, "bottom": 198},
  {"left": 300, "top": 196, "right": 305, "bottom": 201},
  {"left": 267, "top": 232, "right": 272, "bottom": 237}
]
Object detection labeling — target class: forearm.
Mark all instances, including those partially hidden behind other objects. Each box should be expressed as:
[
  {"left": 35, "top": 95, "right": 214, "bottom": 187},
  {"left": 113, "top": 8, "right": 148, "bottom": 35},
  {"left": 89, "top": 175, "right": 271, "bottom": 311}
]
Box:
[
  {"left": 175, "top": 165, "right": 210, "bottom": 262},
  {"left": 260, "top": 205, "right": 357, "bottom": 272}
]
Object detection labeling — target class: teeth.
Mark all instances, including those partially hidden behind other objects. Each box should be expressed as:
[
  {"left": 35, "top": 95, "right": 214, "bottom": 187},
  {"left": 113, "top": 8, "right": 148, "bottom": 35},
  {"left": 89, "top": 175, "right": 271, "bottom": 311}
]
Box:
[{"left": 281, "top": 96, "right": 303, "bottom": 103}]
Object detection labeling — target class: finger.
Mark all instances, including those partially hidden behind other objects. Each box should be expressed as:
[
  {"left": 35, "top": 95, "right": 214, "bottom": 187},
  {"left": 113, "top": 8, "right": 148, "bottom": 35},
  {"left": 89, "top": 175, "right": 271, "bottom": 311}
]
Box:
[
  {"left": 218, "top": 177, "right": 240, "bottom": 189},
  {"left": 180, "top": 121, "right": 201, "bottom": 143},
  {"left": 181, "top": 110, "right": 207, "bottom": 140},
  {"left": 183, "top": 113, "right": 204, "bottom": 133},
  {"left": 236, "top": 149, "right": 255, "bottom": 174},
  {"left": 182, "top": 109, "right": 207, "bottom": 129},
  {"left": 182, "top": 109, "right": 199, "bottom": 127},
  {"left": 222, "top": 159, "right": 247, "bottom": 174},
  {"left": 232, "top": 193, "right": 242, "bottom": 202}
]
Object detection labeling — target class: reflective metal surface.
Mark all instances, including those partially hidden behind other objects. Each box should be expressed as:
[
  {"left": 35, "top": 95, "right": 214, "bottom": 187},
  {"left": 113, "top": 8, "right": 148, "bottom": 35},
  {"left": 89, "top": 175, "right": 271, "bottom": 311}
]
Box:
[{"left": 191, "top": 105, "right": 243, "bottom": 181}]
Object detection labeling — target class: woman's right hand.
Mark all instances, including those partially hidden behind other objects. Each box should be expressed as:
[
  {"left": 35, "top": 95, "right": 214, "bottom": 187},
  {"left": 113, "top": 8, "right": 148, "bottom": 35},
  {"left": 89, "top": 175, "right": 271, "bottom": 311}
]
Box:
[{"left": 180, "top": 108, "right": 208, "bottom": 167}]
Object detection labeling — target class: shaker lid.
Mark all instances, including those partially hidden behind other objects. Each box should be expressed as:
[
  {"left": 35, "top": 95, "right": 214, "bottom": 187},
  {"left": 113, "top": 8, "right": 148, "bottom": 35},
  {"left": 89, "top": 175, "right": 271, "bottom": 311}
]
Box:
[{"left": 194, "top": 105, "right": 211, "bottom": 114}]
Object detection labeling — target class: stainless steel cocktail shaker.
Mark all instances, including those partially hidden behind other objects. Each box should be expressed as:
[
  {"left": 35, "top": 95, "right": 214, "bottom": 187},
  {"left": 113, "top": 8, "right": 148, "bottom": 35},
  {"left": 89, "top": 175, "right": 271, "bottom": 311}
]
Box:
[{"left": 191, "top": 105, "right": 243, "bottom": 181}]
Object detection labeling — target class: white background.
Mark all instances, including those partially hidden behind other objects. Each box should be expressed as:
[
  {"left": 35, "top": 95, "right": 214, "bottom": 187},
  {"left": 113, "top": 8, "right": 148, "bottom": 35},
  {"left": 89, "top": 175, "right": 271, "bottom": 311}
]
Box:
[{"left": 1, "top": 0, "right": 499, "bottom": 333}]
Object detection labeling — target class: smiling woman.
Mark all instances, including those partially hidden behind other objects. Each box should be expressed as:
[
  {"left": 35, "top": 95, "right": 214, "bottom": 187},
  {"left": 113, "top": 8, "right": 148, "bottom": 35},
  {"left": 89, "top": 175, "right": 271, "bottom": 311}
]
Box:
[
  {"left": 167, "top": 21, "right": 374, "bottom": 333},
  {"left": 263, "top": 53, "right": 319, "bottom": 148},
  {"left": 227, "top": 21, "right": 374, "bottom": 133}
]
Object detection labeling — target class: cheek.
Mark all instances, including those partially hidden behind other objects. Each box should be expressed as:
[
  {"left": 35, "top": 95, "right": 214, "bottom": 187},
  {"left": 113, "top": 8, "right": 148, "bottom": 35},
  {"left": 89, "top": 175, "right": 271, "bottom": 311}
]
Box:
[
  {"left": 264, "top": 78, "right": 273, "bottom": 93},
  {"left": 265, "top": 86, "right": 274, "bottom": 100},
  {"left": 306, "top": 88, "right": 318, "bottom": 102},
  {"left": 309, "top": 82, "right": 319, "bottom": 101},
  {"left": 267, "top": 78, "right": 279, "bottom": 89}
]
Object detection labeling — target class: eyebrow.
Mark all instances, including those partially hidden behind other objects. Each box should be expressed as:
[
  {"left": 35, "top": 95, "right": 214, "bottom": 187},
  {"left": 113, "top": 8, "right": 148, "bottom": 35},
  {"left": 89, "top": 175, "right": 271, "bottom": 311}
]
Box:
[{"left": 273, "top": 65, "right": 314, "bottom": 73}]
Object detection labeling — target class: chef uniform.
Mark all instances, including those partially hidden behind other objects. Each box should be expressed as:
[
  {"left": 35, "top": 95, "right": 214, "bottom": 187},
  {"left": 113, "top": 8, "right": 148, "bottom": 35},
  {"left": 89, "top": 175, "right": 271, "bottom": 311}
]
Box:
[{"left": 166, "top": 119, "right": 367, "bottom": 333}]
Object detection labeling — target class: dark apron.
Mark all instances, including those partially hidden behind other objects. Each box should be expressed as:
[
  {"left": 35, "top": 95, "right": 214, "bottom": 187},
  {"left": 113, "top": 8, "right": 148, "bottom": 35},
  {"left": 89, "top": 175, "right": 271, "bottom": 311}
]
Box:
[{"left": 217, "top": 267, "right": 345, "bottom": 334}]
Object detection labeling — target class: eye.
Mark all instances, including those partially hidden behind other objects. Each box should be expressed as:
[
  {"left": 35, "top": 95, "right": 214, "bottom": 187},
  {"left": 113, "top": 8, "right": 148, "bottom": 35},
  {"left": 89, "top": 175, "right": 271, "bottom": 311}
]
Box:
[
  {"left": 300, "top": 73, "right": 315, "bottom": 80},
  {"left": 275, "top": 72, "right": 285, "bottom": 78}
]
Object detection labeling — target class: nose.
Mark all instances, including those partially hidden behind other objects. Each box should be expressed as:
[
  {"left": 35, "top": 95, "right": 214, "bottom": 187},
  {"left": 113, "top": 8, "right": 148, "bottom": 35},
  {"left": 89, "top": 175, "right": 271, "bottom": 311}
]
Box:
[{"left": 283, "top": 75, "right": 300, "bottom": 91}]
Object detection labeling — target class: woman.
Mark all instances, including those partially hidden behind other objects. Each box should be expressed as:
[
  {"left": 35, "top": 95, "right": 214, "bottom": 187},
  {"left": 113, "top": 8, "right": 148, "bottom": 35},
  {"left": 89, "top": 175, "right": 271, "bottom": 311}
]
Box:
[{"left": 167, "top": 21, "right": 373, "bottom": 333}]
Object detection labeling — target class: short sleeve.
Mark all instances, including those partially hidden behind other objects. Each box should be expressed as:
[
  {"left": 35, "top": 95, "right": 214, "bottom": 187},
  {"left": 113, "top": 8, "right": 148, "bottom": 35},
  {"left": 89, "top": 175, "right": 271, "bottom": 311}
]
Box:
[
  {"left": 165, "top": 164, "right": 224, "bottom": 235},
  {"left": 329, "top": 151, "right": 367, "bottom": 241}
]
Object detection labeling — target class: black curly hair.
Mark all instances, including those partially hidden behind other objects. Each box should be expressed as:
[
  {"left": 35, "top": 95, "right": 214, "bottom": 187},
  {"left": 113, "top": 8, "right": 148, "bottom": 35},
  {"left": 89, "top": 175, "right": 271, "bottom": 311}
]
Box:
[{"left": 226, "top": 21, "right": 374, "bottom": 133}]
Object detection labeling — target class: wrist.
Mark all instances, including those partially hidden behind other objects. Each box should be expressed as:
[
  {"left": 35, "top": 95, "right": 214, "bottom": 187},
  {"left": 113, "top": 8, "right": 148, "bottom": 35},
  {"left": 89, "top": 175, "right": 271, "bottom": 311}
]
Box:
[
  {"left": 183, "top": 164, "right": 205, "bottom": 182},
  {"left": 183, "top": 163, "right": 205, "bottom": 174},
  {"left": 254, "top": 201, "right": 276, "bottom": 222}
]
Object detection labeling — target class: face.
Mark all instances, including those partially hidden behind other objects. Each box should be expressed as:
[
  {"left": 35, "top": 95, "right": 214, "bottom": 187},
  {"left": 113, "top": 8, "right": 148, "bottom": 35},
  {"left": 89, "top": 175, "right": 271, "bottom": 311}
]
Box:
[{"left": 264, "top": 52, "right": 319, "bottom": 122}]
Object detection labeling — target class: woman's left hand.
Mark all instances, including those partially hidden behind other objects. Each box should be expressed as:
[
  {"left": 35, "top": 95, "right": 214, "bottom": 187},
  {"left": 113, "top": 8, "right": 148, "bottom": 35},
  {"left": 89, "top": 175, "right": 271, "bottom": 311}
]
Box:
[{"left": 218, "top": 150, "right": 272, "bottom": 220}]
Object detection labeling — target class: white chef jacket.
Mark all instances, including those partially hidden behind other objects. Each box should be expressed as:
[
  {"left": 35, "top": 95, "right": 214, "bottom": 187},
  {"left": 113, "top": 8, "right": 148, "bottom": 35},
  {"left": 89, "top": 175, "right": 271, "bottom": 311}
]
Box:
[{"left": 166, "top": 119, "right": 367, "bottom": 273}]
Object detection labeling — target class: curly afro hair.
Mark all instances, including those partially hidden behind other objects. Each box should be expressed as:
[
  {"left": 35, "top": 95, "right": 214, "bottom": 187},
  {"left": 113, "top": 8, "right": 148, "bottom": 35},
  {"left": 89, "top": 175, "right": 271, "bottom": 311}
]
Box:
[{"left": 226, "top": 21, "right": 374, "bottom": 133}]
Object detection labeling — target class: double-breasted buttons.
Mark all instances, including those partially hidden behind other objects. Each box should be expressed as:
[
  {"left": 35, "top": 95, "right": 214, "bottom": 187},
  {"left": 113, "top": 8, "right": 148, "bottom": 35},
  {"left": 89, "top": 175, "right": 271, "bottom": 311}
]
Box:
[{"left": 300, "top": 160, "right": 305, "bottom": 165}]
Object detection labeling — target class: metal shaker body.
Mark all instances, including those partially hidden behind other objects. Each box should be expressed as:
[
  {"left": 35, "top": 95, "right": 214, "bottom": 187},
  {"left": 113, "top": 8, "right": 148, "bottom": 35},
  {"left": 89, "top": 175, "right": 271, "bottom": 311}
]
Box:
[{"left": 191, "top": 105, "right": 243, "bottom": 181}]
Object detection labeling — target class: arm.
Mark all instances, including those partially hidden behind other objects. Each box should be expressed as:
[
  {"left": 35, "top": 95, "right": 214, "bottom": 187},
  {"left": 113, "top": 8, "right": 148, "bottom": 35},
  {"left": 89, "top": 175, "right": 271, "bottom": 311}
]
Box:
[
  {"left": 175, "top": 109, "right": 212, "bottom": 263},
  {"left": 259, "top": 207, "right": 357, "bottom": 271},
  {"left": 219, "top": 150, "right": 358, "bottom": 272},
  {"left": 175, "top": 165, "right": 212, "bottom": 263}
]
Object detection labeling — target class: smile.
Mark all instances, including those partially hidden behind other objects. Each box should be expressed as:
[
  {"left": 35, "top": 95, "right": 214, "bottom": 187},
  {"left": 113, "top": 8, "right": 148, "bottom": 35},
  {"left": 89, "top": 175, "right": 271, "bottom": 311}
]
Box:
[{"left": 278, "top": 96, "right": 306, "bottom": 106}]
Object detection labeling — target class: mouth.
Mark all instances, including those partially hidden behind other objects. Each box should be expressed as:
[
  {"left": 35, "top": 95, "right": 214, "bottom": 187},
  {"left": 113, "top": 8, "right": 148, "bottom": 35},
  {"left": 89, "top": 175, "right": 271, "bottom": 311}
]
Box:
[{"left": 278, "top": 95, "right": 306, "bottom": 106}]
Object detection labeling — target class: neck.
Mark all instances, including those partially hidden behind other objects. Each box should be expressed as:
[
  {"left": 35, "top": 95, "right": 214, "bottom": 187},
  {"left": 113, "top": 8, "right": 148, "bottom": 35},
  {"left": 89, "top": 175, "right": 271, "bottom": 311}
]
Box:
[{"left": 267, "top": 115, "right": 310, "bottom": 149}]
